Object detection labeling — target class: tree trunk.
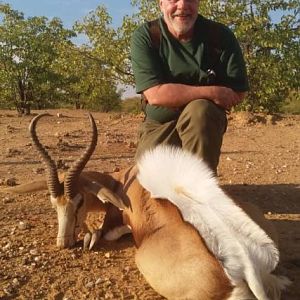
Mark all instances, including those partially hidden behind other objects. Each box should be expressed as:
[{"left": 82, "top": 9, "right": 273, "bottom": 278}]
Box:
[{"left": 16, "top": 79, "right": 31, "bottom": 115}]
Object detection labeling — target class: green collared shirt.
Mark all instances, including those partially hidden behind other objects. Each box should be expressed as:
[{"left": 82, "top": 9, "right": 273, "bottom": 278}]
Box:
[{"left": 131, "top": 15, "right": 249, "bottom": 122}]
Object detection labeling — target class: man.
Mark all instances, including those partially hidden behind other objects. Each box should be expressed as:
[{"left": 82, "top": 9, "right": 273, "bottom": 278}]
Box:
[{"left": 131, "top": 0, "right": 249, "bottom": 173}]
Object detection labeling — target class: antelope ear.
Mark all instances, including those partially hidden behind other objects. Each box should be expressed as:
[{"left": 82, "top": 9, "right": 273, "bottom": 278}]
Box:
[
  {"left": 80, "top": 177, "right": 125, "bottom": 210},
  {"left": 0, "top": 173, "right": 66, "bottom": 194},
  {"left": 1, "top": 180, "right": 48, "bottom": 194}
]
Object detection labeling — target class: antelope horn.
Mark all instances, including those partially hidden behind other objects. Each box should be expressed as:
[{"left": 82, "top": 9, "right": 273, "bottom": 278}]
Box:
[
  {"left": 64, "top": 113, "right": 98, "bottom": 200},
  {"left": 29, "top": 113, "right": 63, "bottom": 198}
]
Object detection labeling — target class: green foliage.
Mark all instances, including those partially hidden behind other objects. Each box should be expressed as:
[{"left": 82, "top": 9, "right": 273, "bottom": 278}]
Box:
[
  {"left": 0, "top": 3, "right": 121, "bottom": 113},
  {"left": 52, "top": 43, "right": 121, "bottom": 111},
  {"left": 121, "top": 96, "right": 141, "bottom": 114},
  {"left": 74, "top": 5, "right": 134, "bottom": 86},
  {"left": 280, "top": 90, "right": 300, "bottom": 114},
  {"left": 0, "top": 3, "right": 76, "bottom": 113}
]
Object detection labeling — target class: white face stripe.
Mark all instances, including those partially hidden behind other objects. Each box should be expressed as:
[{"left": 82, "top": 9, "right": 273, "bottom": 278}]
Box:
[{"left": 51, "top": 193, "right": 85, "bottom": 248}]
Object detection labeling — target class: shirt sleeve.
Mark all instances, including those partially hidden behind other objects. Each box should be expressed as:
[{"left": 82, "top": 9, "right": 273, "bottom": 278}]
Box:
[
  {"left": 130, "top": 24, "right": 163, "bottom": 94},
  {"left": 219, "top": 26, "right": 250, "bottom": 92}
]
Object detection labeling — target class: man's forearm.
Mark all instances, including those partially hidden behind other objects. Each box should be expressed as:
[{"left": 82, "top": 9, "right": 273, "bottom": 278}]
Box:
[{"left": 143, "top": 83, "right": 245, "bottom": 110}]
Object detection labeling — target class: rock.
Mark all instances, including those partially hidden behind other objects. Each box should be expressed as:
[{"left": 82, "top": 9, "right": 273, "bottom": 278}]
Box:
[
  {"left": 5, "top": 177, "right": 17, "bottom": 186},
  {"left": 104, "top": 291, "right": 114, "bottom": 299},
  {"left": 18, "top": 221, "right": 30, "bottom": 230},
  {"left": 85, "top": 281, "right": 94, "bottom": 289},
  {"left": 3, "top": 243, "right": 11, "bottom": 252},
  {"left": 30, "top": 249, "right": 38, "bottom": 256},
  {"left": 128, "top": 141, "right": 136, "bottom": 149},
  {"left": 12, "top": 278, "right": 20, "bottom": 287},
  {"left": 6, "top": 148, "right": 21, "bottom": 157},
  {"left": 3, "top": 286, "right": 14, "bottom": 296},
  {"left": 3, "top": 197, "right": 14, "bottom": 204},
  {"left": 33, "top": 167, "right": 44, "bottom": 174},
  {"left": 95, "top": 277, "right": 103, "bottom": 285}
]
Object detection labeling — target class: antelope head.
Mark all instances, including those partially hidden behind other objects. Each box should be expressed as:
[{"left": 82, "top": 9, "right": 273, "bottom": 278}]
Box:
[{"left": 29, "top": 113, "right": 98, "bottom": 248}]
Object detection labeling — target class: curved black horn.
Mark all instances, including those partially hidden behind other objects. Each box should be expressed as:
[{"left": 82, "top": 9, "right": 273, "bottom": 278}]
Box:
[
  {"left": 29, "top": 113, "right": 63, "bottom": 198},
  {"left": 64, "top": 113, "right": 98, "bottom": 200}
]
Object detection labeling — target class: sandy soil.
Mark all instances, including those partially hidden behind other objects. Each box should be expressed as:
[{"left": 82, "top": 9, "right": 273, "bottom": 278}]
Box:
[{"left": 0, "top": 109, "right": 299, "bottom": 300}]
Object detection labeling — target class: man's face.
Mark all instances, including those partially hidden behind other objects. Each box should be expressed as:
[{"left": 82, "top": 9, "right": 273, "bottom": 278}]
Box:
[{"left": 159, "top": 0, "right": 199, "bottom": 40}]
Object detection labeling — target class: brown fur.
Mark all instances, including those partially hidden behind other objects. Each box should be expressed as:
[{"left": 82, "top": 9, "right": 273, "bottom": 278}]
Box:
[{"left": 2, "top": 167, "right": 279, "bottom": 299}]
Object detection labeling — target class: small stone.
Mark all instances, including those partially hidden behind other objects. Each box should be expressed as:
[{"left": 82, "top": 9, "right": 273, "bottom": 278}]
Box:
[
  {"left": 128, "top": 141, "right": 136, "bottom": 149},
  {"left": 104, "top": 291, "right": 114, "bottom": 299},
  {"left": 124, "top": 266, "right": 131, "bottom": 272},
  {"left": 104, "top": 252, "right": 110, "bottom": 259},
  {"left": 33, "top": 167, "right": 44, "bottom": 174},
  {"left": 103, "top": 279, "right": 112, "bottom": 288},
  {"left": 3, "top": 286, "right": 14, "bottom": 296},
  {"left": 30, "top": 249, "right": 38, "bottom": 256},
  {"left": 18, "top": 221, "right": 30, "bottom": 230},
  {"left": 3, "top": 197, "right": 13, "bottom": 204},
  {"left": 85, "top": 281, "right": 94, "bottom": 289},
  {"left": 12, "top": 278, "right": 20, "bottom": 286},
  {"left": 3, "top": 243, "right": 11, "bottom": 251},
  {"left": 6, "top": 177, "right": 17, "bottom": 186}
]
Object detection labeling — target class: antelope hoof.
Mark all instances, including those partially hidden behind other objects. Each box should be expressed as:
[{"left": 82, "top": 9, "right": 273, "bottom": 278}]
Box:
[
  {"left": 89, "top": 229, "right": 102, "bottom": 250},
  {"left": 83, "top": 232, "right": 92, "bottom": 251}
]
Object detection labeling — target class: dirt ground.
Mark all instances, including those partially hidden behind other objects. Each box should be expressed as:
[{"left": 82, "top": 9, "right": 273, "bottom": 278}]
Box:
[{"left": 0, "top": 109, "right": 299, "bottom": 300}]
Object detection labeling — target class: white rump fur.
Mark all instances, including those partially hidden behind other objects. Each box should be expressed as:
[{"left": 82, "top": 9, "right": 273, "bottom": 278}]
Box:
[{"left": 137, "top": 145, "right": 289, "bottom": 300}]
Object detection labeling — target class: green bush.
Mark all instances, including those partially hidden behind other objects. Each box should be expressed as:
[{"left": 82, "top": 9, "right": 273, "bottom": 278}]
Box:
[
  {"left": 121, "top": 96, "right": 141, "bottom": 114},
  {"left": 280, "top": 90, "right": 300, "bottom": 114}
]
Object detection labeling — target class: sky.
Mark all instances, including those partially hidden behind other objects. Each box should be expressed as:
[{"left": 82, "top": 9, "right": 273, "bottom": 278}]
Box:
[{"left": 4, "top": 0, "right": 134, "bottom": 29}]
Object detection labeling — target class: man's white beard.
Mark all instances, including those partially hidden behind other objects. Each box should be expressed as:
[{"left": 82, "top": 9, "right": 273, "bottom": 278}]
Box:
[{"left": 170, "top": 17, "right": 196, "bottom": 37}]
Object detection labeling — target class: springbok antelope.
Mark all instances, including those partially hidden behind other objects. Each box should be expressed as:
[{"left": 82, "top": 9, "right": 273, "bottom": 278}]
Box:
[
  {"left": 2, "top": 113, "right": 289, "bottom": 299},
  {"left": 2, "top": 113, "right": 129, "bottom": 249}
]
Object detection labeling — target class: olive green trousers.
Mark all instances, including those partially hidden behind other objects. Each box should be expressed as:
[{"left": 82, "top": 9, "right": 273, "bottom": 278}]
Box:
[{"left": 135, "top": 99, "right": 227, "bottom": 174}]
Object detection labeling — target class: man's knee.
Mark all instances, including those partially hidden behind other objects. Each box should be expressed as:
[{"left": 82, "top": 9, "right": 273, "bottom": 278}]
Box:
[{"left": 178, "top": 99, "right": 226, "bottom": 132}]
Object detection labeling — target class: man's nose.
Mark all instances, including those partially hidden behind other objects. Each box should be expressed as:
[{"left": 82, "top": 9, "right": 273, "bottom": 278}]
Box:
[{"left": 176, "top": 0, "right": 190, "bottom": 10}]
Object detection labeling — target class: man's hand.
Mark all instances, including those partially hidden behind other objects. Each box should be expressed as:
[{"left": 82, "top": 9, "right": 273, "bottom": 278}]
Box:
[{"left": 209, "top": 86, "right": 245, "bottom": 110}]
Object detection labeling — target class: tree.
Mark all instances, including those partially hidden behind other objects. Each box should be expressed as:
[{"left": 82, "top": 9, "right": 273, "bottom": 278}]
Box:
[
  {"left": 74, "top": 5, "right": 134, "bottom": 86},
  {"left": 51, "top": 42, "right": 122, "bottom": 111},
  {"left": 0, "top": 3, "right": 75, "bottom": 113}
]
